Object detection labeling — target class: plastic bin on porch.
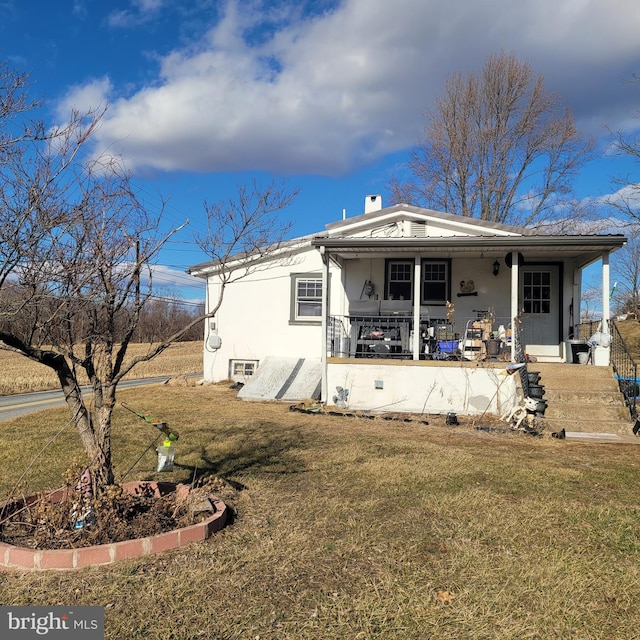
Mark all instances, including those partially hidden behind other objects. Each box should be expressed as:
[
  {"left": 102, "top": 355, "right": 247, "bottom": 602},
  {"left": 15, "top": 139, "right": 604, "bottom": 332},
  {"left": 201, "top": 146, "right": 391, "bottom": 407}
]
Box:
[
  {"left": 438, "top": 340, "right": 459, "bottom": 353},
  {"left": 565, "top": 339, "right": 590, "bottom": 364}
]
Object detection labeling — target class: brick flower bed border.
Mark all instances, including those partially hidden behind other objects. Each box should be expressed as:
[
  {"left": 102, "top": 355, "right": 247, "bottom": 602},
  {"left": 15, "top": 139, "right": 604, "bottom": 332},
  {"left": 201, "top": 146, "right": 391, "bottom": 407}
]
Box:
[{"left": 0, "top": 481, "right": 228, "bottom": 571}]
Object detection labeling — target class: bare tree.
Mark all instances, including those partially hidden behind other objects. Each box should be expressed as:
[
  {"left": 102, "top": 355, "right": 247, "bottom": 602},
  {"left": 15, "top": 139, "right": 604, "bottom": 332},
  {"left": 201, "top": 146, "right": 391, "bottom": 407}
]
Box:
[
  {"left": 610, "top": 224, "right": 640, "bottom": 317},
  {"left": 0, "top": 100, "right": 179, "bottom": 489},
  {"left": 194, "top": 179, "right": 298, "bottom": 320},
  {"left": 391, "top": 52, "right": 594, "bottom": 228},
  {"left": 134, "top": 296, "right": 205, "bottom": 343},
  {"left": 580, "top": 286, "right": 602, "bottom": 322},
  {"left": 606, "top": 74, "right": 640, "bottom": 227},
  {"left": 0, "top": 61, "right": 41, "bottom": 155},
  {"left": 0, "top": 62, "right": 299, "bottom": 493}
]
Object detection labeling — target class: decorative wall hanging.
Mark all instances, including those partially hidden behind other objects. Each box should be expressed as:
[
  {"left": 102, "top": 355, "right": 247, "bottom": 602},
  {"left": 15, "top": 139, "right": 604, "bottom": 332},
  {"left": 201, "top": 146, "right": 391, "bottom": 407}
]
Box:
[{"left": 457, "top": 279, "right": 478, "bottom": 297}]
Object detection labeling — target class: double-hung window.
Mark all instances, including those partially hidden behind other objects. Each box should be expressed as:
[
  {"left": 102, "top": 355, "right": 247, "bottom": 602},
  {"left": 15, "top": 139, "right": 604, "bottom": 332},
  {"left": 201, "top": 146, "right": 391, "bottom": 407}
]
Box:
[
  {"left": 384, "top": 259, "right": 451, "bottom": 306},
  {"left": 385, "top": 260, "right": 413, "bottom": 301},
  {"left": 422, "top": 259, "right": 450, "bottom": 306},
  {"left": 290, "top": 273, "right": 323, "bottom": 323}
]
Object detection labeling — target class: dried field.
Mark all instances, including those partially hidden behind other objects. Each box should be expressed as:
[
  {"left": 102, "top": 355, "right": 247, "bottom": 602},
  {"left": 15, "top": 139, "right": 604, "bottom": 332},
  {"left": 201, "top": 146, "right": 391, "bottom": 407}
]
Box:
[{"left": 0, "top": 342, "right": 203, "bottom": 395}]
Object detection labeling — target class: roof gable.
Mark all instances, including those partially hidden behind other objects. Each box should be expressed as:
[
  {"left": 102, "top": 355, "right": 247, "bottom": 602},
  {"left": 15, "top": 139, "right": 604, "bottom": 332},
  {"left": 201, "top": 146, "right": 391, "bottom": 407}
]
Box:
[{"left": 324, "top": 204, "right": 533, "bottom": 239}]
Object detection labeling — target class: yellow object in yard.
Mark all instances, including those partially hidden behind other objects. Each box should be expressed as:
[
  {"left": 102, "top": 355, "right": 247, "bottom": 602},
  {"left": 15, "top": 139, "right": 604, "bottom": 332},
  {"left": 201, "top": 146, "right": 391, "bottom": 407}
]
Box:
[{"left": 157, "top": 440, "right": 176, "bottom": 472}]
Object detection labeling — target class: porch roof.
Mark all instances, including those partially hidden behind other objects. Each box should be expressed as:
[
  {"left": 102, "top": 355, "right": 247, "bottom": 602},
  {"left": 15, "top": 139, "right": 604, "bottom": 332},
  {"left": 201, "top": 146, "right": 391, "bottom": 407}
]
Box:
[{"left": 311, "top": 234, "right": 627, "bottom": 268}]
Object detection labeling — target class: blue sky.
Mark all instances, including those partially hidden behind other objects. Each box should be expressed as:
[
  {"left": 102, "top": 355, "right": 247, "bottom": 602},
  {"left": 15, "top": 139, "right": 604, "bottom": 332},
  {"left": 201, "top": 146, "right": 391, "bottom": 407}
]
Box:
[{"left": 2, "top": 0, "right": 640, "bottom": 303}]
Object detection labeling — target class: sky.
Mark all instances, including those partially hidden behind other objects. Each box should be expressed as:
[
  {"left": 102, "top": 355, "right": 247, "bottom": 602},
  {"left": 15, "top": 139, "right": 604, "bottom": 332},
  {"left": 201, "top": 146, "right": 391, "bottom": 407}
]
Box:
[{"left": 2, "top": 0, "right": 640, "bottom": 303}]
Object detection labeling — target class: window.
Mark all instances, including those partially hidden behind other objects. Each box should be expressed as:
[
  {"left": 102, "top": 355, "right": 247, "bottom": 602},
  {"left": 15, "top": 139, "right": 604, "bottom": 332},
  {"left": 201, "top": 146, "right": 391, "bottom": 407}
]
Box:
[
  {"left": 290, "top": 273, "right": 323, "bottom": 323},
  {"left": 385, "top": 260, "right": 413, "bottom": 301},
  {"left": 422, "top": 260, "right": 450, "bottom": 305},
  {"left": 385, "top": 259, "right": 451, "bottom": 305},
  {"left": 229, "top": 359, "right": 258, "bottom": 381},
  {"left": 523, "top": 271, "right": 551, "bottom": 314}
]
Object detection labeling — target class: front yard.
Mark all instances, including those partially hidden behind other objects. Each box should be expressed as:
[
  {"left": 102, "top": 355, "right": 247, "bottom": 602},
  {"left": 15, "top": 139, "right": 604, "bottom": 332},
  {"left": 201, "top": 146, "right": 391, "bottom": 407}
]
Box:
[{"left": 0, "top": 382, "right": 639, "bottom": 639}]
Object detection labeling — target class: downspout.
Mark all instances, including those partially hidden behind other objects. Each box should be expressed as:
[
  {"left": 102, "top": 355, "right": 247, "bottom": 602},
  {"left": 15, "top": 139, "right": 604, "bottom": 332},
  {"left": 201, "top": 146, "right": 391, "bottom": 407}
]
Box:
[
  {"left": 320, "top": 246, "right": 329, "bottom": 404},
  {"left": 413, "top": 257, "right": 421, "bottom": 360},
  {"left": 510, "top": 251, "right": 519, "bottom": 362},
  {"left": 602, "top": 251, "right": 610, "bottom": 333}
]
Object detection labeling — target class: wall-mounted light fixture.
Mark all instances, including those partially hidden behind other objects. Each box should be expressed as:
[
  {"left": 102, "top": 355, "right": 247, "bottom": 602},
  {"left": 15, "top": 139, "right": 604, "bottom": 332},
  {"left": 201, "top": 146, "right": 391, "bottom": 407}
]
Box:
[{"left": 492, "top": 260, "right": 500, "bottom": 277}]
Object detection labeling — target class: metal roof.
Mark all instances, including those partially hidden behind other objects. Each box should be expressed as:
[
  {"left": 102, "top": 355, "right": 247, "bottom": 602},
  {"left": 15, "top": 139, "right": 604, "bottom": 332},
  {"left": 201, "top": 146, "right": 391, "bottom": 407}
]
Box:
[{"left": 311, "top": 234, "right": 627, "bottom": 268}]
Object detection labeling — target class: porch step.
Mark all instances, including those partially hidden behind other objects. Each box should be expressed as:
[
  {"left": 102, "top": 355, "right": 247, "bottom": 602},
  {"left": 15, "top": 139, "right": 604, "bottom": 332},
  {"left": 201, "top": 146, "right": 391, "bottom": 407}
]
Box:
[
  {"left": 530, "top": 362, "right": 617, "bottom": 389},
  {"left": 529, "top": 363, "right": 635, "bottom": 437}
]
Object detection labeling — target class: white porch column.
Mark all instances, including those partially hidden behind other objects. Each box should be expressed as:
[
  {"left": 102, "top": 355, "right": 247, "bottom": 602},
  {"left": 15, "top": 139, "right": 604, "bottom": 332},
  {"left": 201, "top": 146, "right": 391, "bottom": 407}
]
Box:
[
  {"left": 320, "top": 247, "right": 329, "bottom": 403},
  {"left": 413, "top": 257, "right": 421, "bottom": 360},
  {"left": 510, "top": 252, "right": 519, "bottom": 361},
  {"left": 602, "top": 251, "right": 610, "bottom": 333}
]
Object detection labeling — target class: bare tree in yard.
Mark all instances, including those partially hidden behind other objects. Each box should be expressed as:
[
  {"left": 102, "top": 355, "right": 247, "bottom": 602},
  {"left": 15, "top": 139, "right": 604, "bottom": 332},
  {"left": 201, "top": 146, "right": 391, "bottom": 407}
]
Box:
[
  {"left": 391, "top": 52, "right": 594, "bottom": 228},
  {"left": 134, "top": 296, "right": 205, "bottom": 343},
  {"left": 608, "top": 72, "right": 640, "bottom": 216},
  {"left": 605, "top": 74, "right": 640, "bottom": 316},
  {"left": 194, "top": 179, "right": 298, "bottom": 321},
  {"left": 608, "top": 225, "right": 640, "bottom": 317},
  {"left": 0, "top": 63, "right": 298, "bottom": 493},
  {"left": 0, "top": 107, "right": 177, "bottom": 490}
]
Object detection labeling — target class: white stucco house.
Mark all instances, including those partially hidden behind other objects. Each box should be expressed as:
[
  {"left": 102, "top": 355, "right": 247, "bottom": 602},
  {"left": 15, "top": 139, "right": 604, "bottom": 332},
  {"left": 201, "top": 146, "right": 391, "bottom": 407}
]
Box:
[{"left": 188, "top": 196, "right": 626, "bottom": 417}]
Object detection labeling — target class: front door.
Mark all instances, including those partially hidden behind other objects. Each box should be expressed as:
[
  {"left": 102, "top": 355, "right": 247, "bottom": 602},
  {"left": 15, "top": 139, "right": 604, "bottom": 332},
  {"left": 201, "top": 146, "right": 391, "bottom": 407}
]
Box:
[{"left": 519, "top": 265, "right": 561, "bottom": 357}]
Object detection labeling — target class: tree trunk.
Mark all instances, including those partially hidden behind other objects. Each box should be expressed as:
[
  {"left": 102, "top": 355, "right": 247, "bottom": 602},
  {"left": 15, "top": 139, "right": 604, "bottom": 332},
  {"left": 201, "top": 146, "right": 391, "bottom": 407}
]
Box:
[{"left": 56, "top": 364, "right": 115, "bottom": 492}]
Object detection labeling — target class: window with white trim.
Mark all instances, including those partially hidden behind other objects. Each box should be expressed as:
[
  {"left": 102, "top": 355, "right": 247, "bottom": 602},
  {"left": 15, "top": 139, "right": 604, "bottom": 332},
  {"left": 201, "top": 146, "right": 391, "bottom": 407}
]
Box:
[
  {"left": 229, "top": 359, "right": 259, "bottom": 382},
  {"left": 290, "top": 274, "right": 323, "bottom": 323}
]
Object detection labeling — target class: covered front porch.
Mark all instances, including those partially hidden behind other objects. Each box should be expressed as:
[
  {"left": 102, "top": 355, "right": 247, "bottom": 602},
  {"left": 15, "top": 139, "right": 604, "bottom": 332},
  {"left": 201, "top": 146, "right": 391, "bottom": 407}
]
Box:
[{"left": 313, "top": 234, "right": 625, "bottom": 410}]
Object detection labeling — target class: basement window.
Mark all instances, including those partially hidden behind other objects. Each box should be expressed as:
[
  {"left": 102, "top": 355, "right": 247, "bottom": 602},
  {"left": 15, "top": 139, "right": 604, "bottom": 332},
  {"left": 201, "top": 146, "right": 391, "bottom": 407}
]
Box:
[{"left": 229, "top": 360, "right": 258, "bottom": 382}]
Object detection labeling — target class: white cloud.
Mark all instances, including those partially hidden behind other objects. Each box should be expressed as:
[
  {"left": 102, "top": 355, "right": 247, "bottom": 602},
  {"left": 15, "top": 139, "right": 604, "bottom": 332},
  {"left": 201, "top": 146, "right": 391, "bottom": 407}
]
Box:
[
  {"left": 148, "top": 263, "right": 204, "bottom": 297},
  {"left": 597, "top": 183, "right": 640, "bottom": 211},
  {"left": 56, "top": 77, "right": 113, "bottom": 118},
  {"left": 107, "top": 0, "right": 165, "bottom": 28},
  {"left": 59, "top": 0, "right": 640, "bottom": 176}
]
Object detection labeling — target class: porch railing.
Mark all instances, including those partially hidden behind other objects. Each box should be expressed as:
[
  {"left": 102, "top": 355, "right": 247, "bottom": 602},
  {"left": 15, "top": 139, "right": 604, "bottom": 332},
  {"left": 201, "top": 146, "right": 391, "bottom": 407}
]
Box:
[
  {"left": 609, "top": 319, "right": 638, "bottom": 419},
  {"left": 328, "top": 314, "right": 512, "bottom": 361},
  {"left": 328, "top": 314, "right": 445, "bottom": 359}
]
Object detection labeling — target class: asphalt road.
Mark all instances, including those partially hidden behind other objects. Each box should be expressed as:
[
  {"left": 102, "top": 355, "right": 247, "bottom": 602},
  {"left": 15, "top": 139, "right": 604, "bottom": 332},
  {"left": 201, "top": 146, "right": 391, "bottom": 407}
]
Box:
[{"left": 0, "top": 377, "right": 173, "bottom": 421}]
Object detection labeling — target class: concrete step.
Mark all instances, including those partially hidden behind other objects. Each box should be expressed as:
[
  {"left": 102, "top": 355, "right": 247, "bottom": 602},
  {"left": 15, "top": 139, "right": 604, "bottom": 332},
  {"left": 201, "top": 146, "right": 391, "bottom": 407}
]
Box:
[
  {"left": 533, "top": 362, "right": 614, "bottom": 376},
  {"left": 526, "top": 363, "right": 634, "bottom": 436},
  {"left": 543, "top": 401, "right": 629, "bottom": 422},
  {"left": 531, "top": 363, "right": 616, "bottom": 386},
  {"left": 537, "top": 416, "right": 635, "bottom": 437},
  {"left": 541, "top": 390, "right": 625, "bottom": 405},
  {"left": 537, "top": 378, "right": 620, "bottom": 394}
]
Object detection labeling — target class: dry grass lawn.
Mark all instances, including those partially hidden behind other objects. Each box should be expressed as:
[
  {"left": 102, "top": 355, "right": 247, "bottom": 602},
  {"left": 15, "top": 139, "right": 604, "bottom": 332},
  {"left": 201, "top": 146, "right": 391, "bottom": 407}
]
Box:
[
  {"left": 616, "top": 318, "right": 640, "bottom": 361},
  {"left": 0, "top": 383, "right": 639, "bottom": 639}
]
